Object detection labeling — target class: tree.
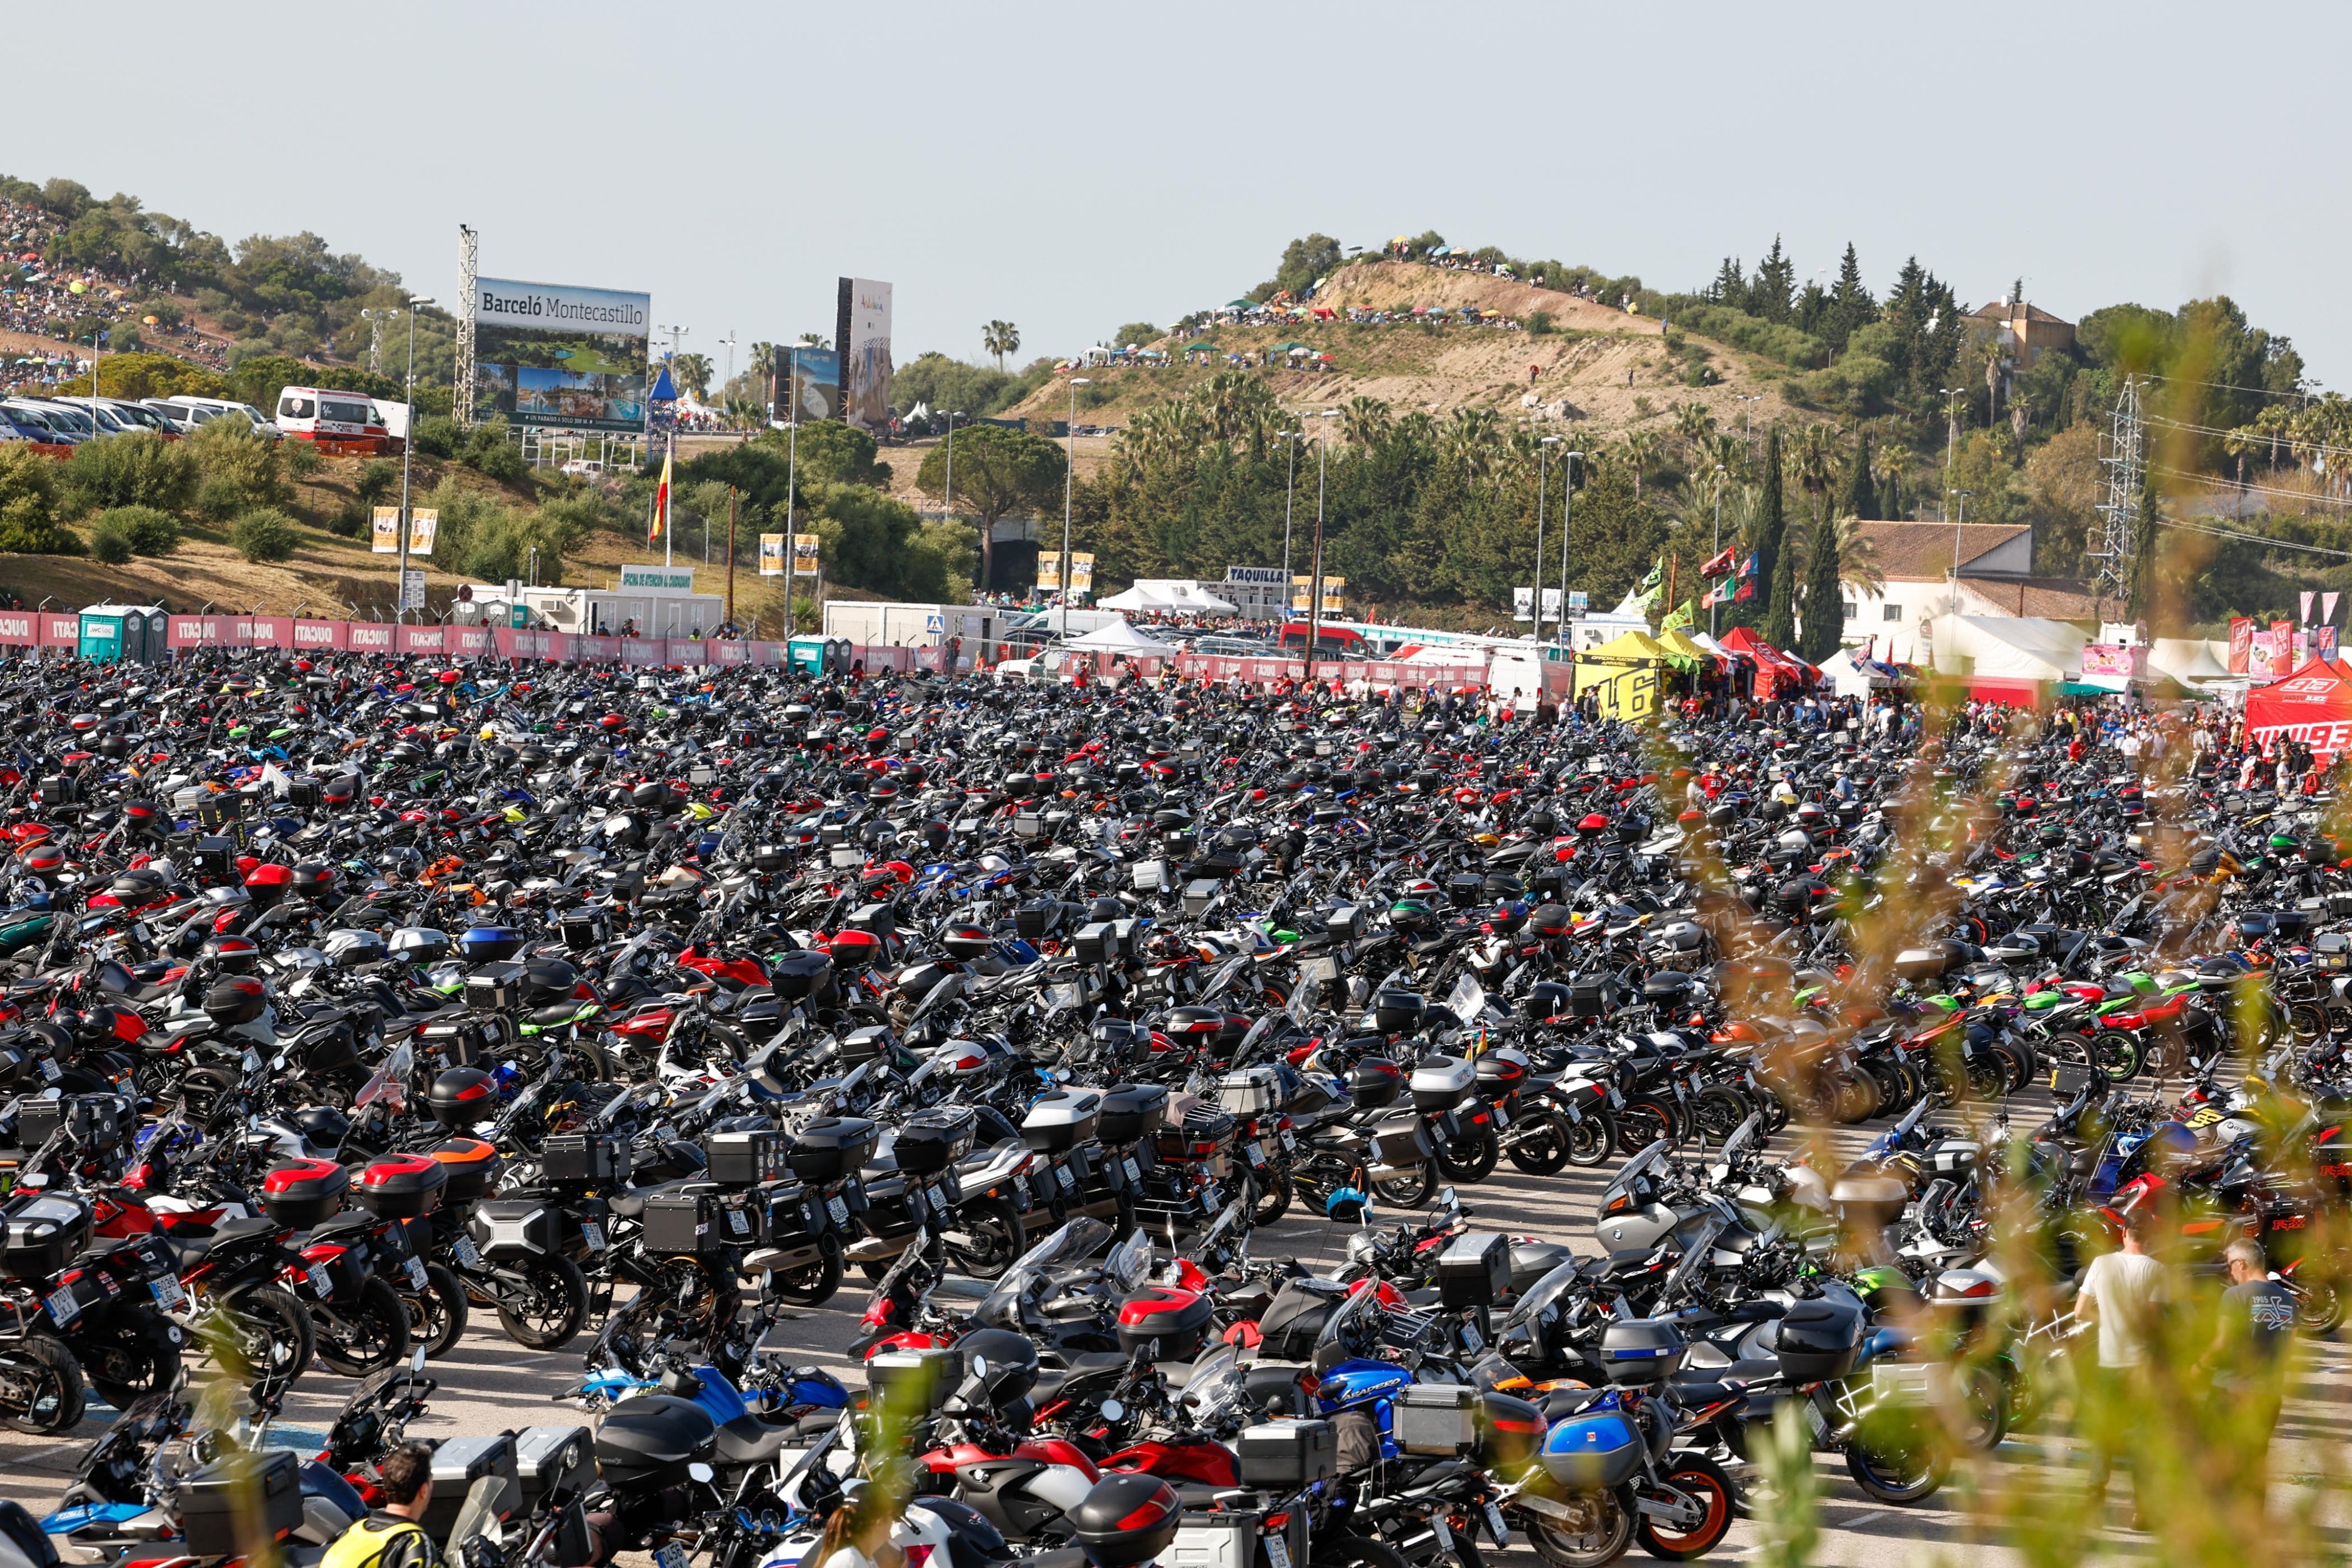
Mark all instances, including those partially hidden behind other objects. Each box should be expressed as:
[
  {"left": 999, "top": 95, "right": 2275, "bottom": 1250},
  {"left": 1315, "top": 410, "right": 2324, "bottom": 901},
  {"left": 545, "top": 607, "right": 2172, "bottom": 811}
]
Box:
[
  {"left": 1839, "top": 429, "right": 1876, "bottom": 520},
  {"left": 1750, "top": 237, "right": 1796, "bottom": 324},
  {"left": 672, "top": 353, "right": 713, "bottom": 403},
  {"left": 1741, "top": 427, "right": 1786, "bottom": 633},
  {"left": 2126, "top": 475, "right": 2160, "bottom": 622},
  {"left": 914, "top": 424, "right": 1065, "bottom": 590},
  {"left": 1268, "top": 234, "right": 1345, "bottom": 300},
  {"left": 982, "top": 320, "right": 1020, "bottom": 372},
  {"left": 1112, "top": 322, "right": 1162, "bottom": 351},
  {"left": 1799, "top": 512, "right": 1846, "bottom": 661},
  {"left": 1825, "top": 242, "right": 1875, "bottom": 350},
  {"left": 1760, "top": 533, "right": 1800, "bottom": 649},
  {"left": 1622, "top": 429, "right": 1661, "bottom": 498}
]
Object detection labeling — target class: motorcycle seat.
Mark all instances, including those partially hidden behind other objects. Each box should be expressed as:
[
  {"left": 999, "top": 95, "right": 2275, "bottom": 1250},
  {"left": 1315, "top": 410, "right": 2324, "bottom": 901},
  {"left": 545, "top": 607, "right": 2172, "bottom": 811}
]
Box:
[
  {"left": 525, "top": 1002, "right": 585, "bottom": 1027},
  {"left": 606, "top": 1180, "right": 695, "bottom": 1220},
  {"left": 307, "top": 1211, "right": 378, "bottom": 1243},
  {"left": 713, "top": 1414, "right": 791, "bottom": 1469},
  {"left": 765, "top": 1408, "right": 842, "bottom": 1443},
  {"left": 1665, "top": 1380, "right": 1743, "bottom": 1408},
  {"left": 1401, "top": 1287, "right": 1442, "bottom": 1309}
]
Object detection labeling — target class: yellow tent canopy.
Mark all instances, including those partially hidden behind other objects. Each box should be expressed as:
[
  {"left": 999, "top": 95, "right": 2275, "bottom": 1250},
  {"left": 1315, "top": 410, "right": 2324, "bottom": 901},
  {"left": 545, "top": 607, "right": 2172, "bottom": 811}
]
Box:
[
  {"left": 1571, "top": 632, "right": 1672, "bottom": 719},
  {"left": 1656, "top": 629, "right": 1713, "bottom": 671}
]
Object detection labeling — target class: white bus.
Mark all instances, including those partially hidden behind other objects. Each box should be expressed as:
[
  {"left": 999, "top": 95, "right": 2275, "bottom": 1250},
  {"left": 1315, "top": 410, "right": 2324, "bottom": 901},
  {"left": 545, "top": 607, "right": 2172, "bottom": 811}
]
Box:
[{"left": 273, "top": 386, "right": 386, "bottom": 443}]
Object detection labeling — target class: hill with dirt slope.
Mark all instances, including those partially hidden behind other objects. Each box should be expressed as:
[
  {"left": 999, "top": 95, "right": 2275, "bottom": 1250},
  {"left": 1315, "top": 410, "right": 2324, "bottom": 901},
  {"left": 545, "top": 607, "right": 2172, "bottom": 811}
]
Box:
[{"left": 999, "top": 258, "right": 1806, "bottom": 439}]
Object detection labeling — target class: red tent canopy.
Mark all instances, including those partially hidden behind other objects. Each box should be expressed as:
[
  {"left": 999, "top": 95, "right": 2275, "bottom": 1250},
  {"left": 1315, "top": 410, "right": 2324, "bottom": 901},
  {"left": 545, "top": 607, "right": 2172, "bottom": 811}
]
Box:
[
  {"left": 1717, "top": 626, "right": 1814, "bottom": 700},
  {"left": 2246, "top": 658, "right": 2352, "bottom": 761}
]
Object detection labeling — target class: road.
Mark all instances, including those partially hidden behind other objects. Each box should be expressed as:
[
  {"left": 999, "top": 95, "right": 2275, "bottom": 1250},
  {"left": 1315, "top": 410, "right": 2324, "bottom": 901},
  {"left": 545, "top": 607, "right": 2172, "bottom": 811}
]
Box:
[{"left": 7, "top": 1114, "right": 2350, "bottom": 1566}]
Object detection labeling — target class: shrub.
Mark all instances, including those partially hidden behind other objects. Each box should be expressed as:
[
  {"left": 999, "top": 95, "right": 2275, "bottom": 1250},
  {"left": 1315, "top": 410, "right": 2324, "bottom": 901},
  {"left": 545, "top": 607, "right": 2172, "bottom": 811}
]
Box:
[
  {"left": 60, "top": 430, "right": 198, "bottom": 516},
  {"left": 88, "top": 520, "right": 133, "bottom": 563},
  {"left": 354, "top": 459, "right": 399, "bottom": 508},
  {"left": 462, "top": 420, "right": 527, "bottom": 483},
  {"left": 327, "top": 501, "right": 368, "bottom": 538},
  {"left": 410, "top": 416, "right": 459, "bottom": 458},
  {"left": 228, "top": 507, "right": 300, "bottom": 562},
  {"left": 1529, "top": 310, "right": 1556, "bottom": 336},
  {"left": 282, "top": 438, "right": 324, "bottom": 481},
  {"left": 187, "top": 415, "right": 284, "bottom": 520},
  {"left": 0, "top": 444, "right": 81, "bottom": 554},
  {"left": 94, "top": 505, "right": 180, "bottom": 555}
]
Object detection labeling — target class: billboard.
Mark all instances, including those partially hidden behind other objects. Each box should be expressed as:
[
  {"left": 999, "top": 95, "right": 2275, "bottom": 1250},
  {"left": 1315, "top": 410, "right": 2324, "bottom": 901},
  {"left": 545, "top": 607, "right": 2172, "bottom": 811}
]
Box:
[
  {"left": 835, "top": 277, "right": 893, "bottom": 431},
  {"left": 775, "top": 346, "right": 841, "bottom": 423},
  {"left": 471, "top": 276, "right": 651, "bottom": 433},
  {"left": 793, "top": 534, "right": 821, "bottom": 576},
  {"left": 371, "top": 508, "right": 438, "bottom": 555},
  {"left": 759, "top": 534, "right": 785, "bottom": 577}
]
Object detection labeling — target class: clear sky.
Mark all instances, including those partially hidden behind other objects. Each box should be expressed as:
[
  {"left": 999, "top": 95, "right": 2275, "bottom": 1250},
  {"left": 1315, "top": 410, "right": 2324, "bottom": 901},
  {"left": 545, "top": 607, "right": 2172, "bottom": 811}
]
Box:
[{"left": 9, "top": 1, "right": 2349, "bottom": 384}]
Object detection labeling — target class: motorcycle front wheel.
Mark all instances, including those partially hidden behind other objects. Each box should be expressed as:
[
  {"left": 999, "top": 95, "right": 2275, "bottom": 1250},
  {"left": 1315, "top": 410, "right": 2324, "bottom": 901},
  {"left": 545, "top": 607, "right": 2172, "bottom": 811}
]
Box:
[
  {"left": 1369, "top": 1159, "right": 1437, "bottom": 1210},
  {"left": 1434, "top": 1122, "right": 1499, "bottom": 1183},
  {"left": 405, "top": 1263, "right": 470, "bottom": 1358},
  {"left": 1521, "top": 1490, "right": 1635, "bottom": 1568},
  {"left": 1634, "top": 1454, "right": 1736, "bottom": 1559},
  {"left": 492, "top": 1253, "right": 591, "bottom": 1350},
  {"left": 0, "top": 1331, "right": 84, "bottom": 1434},
  {"left": 314, "top": 1276, "right": 412, "bottom": 1377}
]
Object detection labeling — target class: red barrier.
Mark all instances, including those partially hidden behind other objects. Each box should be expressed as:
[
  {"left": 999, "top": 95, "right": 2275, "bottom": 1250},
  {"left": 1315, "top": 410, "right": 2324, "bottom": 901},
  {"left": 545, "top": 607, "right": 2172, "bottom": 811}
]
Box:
[
  {"left": 293, "top": 619, "right": 346, "bottom": 651},
  {"left": 0, "top": 613, "right": 33, "bottom": 646},
  {"left": 448, "top": 626, "right": 497, "bottom": 659},
  {"left": 395, "top": 626, "right": 446, "bottom": 655},
  {"left": 39, "top": 614, "right": 79, "bottom": 649},
  {"left": 346, "top": 622, "right": 395, "bottom": 653}
]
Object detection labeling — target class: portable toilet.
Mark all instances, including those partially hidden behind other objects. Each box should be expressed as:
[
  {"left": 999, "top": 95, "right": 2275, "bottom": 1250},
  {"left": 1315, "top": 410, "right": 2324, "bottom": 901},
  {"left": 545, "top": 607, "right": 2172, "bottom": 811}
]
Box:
[
  {"left": 789, "top": 636, "right": 853, "bottom": 675},
  {"left": 78, "top": 604, "right": 167, "bottom": 664}
]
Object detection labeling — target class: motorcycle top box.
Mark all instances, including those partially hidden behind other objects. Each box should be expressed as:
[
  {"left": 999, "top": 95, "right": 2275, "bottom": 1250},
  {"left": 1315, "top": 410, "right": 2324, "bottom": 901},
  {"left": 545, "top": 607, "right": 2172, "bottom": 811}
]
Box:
[
  {"left": 1069, "top": 1473, "right": 1182, "bottom": 1568},
  {"left": 541, "top": 1131, "right": 629, "bottom": 1186},
  {"left": 1234, "top": 1419, "right": 1339, "bottom": 1489},
  {"left": 593, "top": 1395, "right": 715, "bottom": 1488},
  {"left": 866, "top": 1346, "right": 964, "bottom": 1415},
  {"left": 1115, "top": 1285, "right": 1213, "bottom": 1360},
  {"left": 1775, "top": 1296, "right": 1864, "bottom": 1381},
  {"left": 1597, "top": 1318, "right": 1687, "bottom": 1384},
  {"left": 1408, "top": 1055, "right": 1474, "bottom": 1112},
  {"left": 703, "top": 1129, "right": 787, "bottom": 1186},
  {"left": 787, "top": 1116, "right": 879, "bottom": 1182},
  {"left": 1436, "top": 1231, "right": 1511, "bottom": 1310},
  {"left": 431, "top": 1137, "right": 504, "bottom": 1204},
  {"left": 1097, "top": 1083, "right": 1169, "bottom": 1144},
  {"left": 1, "top": 1190, "right": 93, "bottom": 1278},
  {"left": 260, "top": 1157, "right": 350, "bottom": 1228},
  {"left": 892, "top": 1107, "right": 977, "bottom": 1175},
  {"left": 1392, "top": 1382, "right": 1476, "bottom": 1455},
  {"left": 352, "top": 1153, "right": 446, "bottom": 1219},
  {"left": 1022, "top": 1090, "right": 1101, "bottom": 1155}
]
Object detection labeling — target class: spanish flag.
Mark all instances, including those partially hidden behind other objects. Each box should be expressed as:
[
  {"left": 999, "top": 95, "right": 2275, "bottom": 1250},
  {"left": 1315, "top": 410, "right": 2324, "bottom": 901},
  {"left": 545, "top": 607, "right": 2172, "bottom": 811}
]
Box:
[{"left": 652, "top": 449, "right": 671, "bottom": 541}]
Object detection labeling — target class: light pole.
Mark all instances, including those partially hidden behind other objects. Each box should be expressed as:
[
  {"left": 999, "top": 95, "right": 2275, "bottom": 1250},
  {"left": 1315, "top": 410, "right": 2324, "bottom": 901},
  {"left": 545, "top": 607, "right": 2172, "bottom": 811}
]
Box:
[
  {"left": 1555, "top": 451, "right": 1583, "bottom": 645},
  {"left": 1533, "top": 434, "right": 1560, "bottom": 635},
  {"left": 1277, "top": 428, "right": 1303, "bottom": 578},
  {"left": 396, "top": 297, "right": 434, "bottom": 626},
  {"left": 1301, "top": 409, "right": 1340, "bottom": 686},
  {"left": 1059, "top": 379, "right": 1090, "bottom": 633},
  {"left": 941, "top": 411, "right": 965, "bottom": 529},
  {"left": 1938, "top": 387, "right": 1964, "bottom": 520},
  {"left": 717, "top": 329, "right": 738, "bottom": 408},
  {"left": 1709, "top": 462, "right": 1726, "bottom": 637},
  {"left": 1738, "top": 396, "right": 1762, "bottom": 457}
]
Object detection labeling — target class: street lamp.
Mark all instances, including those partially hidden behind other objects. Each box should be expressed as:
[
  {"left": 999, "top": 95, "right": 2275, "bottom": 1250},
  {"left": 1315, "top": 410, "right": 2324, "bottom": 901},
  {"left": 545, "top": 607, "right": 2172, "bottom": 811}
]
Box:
[
  {"left": 1301, "top": 410, "right": 1340, "bottom": 686},
  {"left": 941, "top": 411, "right": 966, "bottom": 528},
  {"left": 1534, "top": 435, "right": 1561, "bottom": 635},
  {"left": 1554, "top": 451, "right": 1583, "bottom": 645},
  {"left": 1276, "top": 429, "right": 1303, "bottom": 578},
  {"left": 1059, "top": 380, "right": 1090, "bottom": 633},
  {"left": 397, "top": 297, "right": 434, "bottom": 626},
  {"left": 1938, "top": 387, "right": 1964, "bottom": 520},
  {"left": 1709, "top": 463, "right": 1727, "bottom": 637}
]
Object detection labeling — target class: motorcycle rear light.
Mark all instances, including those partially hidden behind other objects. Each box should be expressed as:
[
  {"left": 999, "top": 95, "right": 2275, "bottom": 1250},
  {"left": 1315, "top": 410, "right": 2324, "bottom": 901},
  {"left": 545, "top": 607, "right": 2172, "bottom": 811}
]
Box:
[
  {"left": 303, "top": 1243, "right": 349, "bottom": 1263},
  {"left": 1264, "top": 1513, "right": 1290, "bottom": 1531}
]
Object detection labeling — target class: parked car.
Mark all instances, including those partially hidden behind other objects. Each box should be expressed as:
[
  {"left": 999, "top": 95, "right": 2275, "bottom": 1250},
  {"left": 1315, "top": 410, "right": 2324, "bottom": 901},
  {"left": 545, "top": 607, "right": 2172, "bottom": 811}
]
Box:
[{"left": 157, "top": 395, "right": 281, "bottom": 438}]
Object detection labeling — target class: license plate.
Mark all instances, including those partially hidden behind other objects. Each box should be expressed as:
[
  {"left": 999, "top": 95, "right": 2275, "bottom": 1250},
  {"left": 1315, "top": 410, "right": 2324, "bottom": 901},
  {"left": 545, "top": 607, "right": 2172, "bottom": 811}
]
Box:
[
  {"left": 1483, "top": 1503, "right": 1508, "bottom": 1546},
  {"left": 826, "top": 1195, "right": 849, "bottom": 1226},
  {"left": 44, "top": 1284, "right": 78, "bottom": 1326},
  {"left": 1013, "top": 1175, "right": 1030, "bottom": 1206},
  {"left": 581, "top": 1222, "right": 605, "bottom": 1253},
  {"left": 1607, "top": 1086, "right": 1624, "bottom": 1108},
  {"left": 1124, "top": 1157, "right": 1142, "bottom": 1184},
  {"left": 242, "top": 1049, "right": 261, "bottom": 1073},
  {"left": 451, "top": 1234, "right": 482, "bottom": 1269},
  {"left": 38, "top": 1056, "right": 60, "bottom": 1082},
  {"left": 1200, "top": 1183, "right": 1221, "bottom": 1210},
  {"left": 1430, "top": 1516, "right": 1453, "bottom": 1551},
  {"left": 1281, "top": 1129, "right": 1296, "bottom": 1151},
  {"left": 1266, "top": 1536, "right": 1292, "bottom": 1568},
  {"left": 404, "top": 1256, "right": 428, "bottom": 1289},
  {"left": 1057, "top": 1164, "right": 1077, "bottom": 1191},
  {"left": 728, "top": 1207, "right": 752, "bottom": 1236},
  {"left": 150, "top": 1275, "right": 185, "bottom": 1311},
  {"left": 1460, "top": 1323, "right": 1483, "bottom": 1352},
  {"left": 1492, "top": 1103, "right": 1510, "bottom": 1129},
  {"left": 307, "top": 1264, "right": 331, "bottom": 1296},
  {"left": 1245, "top": 1142, "right": 1266, "bottom": 1167},
  {"left": 657, "top": 1544, "right": 691, "bottom": 1568}
]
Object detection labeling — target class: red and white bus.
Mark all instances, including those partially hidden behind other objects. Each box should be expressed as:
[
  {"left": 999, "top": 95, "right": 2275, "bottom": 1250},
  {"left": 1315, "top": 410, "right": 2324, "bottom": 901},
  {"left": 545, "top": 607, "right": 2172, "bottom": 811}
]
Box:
[
  {"left": 1276, "top": 620, "right": 1366, "bottom": 659},
  {"left": 273, "top": 386, "right": 390, "bottom": 445}
]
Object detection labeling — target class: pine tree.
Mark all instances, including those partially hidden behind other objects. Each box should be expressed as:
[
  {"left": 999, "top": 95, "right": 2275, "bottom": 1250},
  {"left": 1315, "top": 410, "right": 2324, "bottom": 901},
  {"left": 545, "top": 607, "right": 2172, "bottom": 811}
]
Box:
[
  {"left": 1753, "top": 238, "right": 1796, "bottom": 324},
  {"left": 1800, "top": 513, "right": 1844, "bottom": 661},
  {"left": 1827, "top": 242, "right": 1875, "bottom": 350},
  {"left": 1711, "top": 257, "right": 1747, "bottom": 309},
  {"left": 1839, "top": 430, "right": 1875, "bottom": 520}
]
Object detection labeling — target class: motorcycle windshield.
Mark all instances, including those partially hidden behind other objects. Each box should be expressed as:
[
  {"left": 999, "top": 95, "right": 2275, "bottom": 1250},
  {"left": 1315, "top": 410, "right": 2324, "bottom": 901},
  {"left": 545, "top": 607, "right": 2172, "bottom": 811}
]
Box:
[
  {"left": 352, "top": 1042, "right": 412, "bottom": 1113},
  {"left": 973, "top": 1217, "right": 1112, "bottom": 1324},
  {"left": 1502, "top": 1258, "right": 1583, "bottom": 1335},
  {"left": 1597, "top": 1139, "right": 1670, "bottom": 1211},
  {"left": 1104, "top": 1226, "right": 1154, "bottom": 1294}
]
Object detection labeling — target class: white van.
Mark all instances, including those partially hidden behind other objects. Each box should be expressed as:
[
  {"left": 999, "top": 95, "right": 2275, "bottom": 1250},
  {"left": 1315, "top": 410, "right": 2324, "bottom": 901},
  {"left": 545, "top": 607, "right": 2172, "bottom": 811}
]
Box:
[
  {"left": 273, "top": 386, "right": 384, "bottom": 443},
  {"left": 160, "top": 396, "right": 281, "bottom": 438}
]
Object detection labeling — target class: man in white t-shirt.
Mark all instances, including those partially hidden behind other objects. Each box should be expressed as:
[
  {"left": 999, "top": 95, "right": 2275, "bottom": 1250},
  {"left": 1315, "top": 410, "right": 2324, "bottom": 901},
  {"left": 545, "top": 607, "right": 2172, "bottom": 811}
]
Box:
[{"left": 2075, "top": 1206, "right": 2167, "bottom": 1528}]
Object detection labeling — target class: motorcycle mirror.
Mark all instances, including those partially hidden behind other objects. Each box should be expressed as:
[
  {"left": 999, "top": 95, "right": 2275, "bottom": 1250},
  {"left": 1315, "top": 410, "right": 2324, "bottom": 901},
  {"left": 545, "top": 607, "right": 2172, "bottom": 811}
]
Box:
[
  {"left": 411, "top": 1348, "right": 427, "bottom": 1377},
  {"left": 969, "top": 1354, "right": 988, "bottom": 1378},
  {"left": 688, "top": 1462, "right": 715, "bottom": 1484},
  {"left": 1100, "top": 1397, "right": 1125, "bottom": 1423}
]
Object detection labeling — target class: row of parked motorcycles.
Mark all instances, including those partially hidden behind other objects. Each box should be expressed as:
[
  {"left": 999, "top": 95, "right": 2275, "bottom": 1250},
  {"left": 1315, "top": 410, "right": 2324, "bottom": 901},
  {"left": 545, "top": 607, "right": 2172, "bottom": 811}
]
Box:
[{"left": 0, "top": 648, "right": 2338, "bottom": 1568}]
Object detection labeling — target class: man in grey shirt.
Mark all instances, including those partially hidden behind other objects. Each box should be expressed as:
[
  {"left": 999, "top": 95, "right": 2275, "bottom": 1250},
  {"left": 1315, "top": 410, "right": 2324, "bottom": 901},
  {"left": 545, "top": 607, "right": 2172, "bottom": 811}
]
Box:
[{"left": 2074, "top": 1207, "right": 2167, "bottom": 1528}]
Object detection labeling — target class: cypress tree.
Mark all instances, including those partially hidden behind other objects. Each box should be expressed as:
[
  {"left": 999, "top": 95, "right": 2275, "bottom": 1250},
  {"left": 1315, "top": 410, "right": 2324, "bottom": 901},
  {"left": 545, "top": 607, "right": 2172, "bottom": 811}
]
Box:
[
  {"left": 1800, "top": 514, "right": 1845, "bottom": 662},
  {"left": 1839, "top": 430, "right": 1875, "bottom": 520},
  {"left": 2126, "top": 477, "right": 2160, "bottom": 623},
  {"left": 1741, "top": 426, "right": 1785, "bottom": 633},
  {"left": 1761, "top": 539, "right": 1801, "bottom": 650}
]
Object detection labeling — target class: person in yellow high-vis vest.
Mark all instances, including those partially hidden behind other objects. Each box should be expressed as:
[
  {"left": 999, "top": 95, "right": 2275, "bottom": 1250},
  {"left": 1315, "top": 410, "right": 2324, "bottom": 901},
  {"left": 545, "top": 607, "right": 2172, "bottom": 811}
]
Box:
[{"left": 323, "top": 1443, "right": 446, "bottom": 1568}]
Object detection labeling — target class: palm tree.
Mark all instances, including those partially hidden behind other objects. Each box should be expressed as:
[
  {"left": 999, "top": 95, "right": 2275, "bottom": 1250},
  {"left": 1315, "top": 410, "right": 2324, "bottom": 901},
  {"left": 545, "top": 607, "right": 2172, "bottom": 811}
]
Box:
[
  {"left": 982, "top": 320, "right": 1020, "bottom": 372},
  {"left": 1623, "top": 429, "right": 1662, "bottom": 498},
  {"left": 1340, "top": 396, "right": 1392, "bottom": 447},
  {"left": 1792, "top": 422, "right": 1839, "bottom": 526},
  {"left": 1823, "top": 513, "right": 1885, "bottom": 598},
  {"left": 1673, "top": 401, "right": 1716, "bottom": 458},
  {"left": 672, "top": 352, "right": 713, "bottom": 403},
  {"left": 1708, "top": 431, "right": 1748, "bottom": 484},
  {"left": 1441, "top": 407, "right": 1501, "bottom": 480}
]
